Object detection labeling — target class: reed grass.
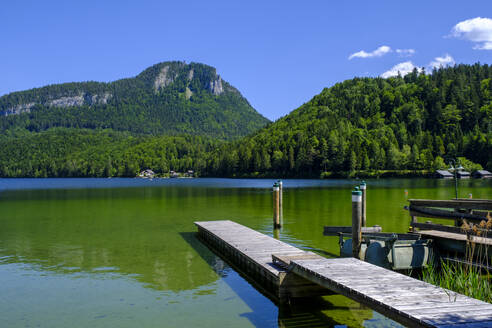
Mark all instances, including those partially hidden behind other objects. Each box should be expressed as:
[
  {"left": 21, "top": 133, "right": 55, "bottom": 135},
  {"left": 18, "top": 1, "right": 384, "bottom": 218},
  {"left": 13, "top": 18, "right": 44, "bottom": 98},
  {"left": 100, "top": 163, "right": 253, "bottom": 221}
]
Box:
[
  {"left": 421, "top": 212, "right": 492, "bottom": 303},
  {"left": 422, "top": 259, "right": 491, "bottom": 303}
]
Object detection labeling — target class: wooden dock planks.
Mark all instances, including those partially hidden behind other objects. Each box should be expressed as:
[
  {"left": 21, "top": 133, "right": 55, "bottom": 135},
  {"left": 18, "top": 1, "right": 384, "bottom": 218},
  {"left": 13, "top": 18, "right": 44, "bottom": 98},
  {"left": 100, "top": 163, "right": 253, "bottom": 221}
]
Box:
[
  {"left": 418, "top": 230, "right": 492, "bottom": 246},
  {"left": 194, "top": 220, "right": 330, "bottom": 301},
  {"left": 195, "top": 220, "right": 492, "bottom": 327},
  {"left": 288, "top": 257, "right": 492, "bottom": 327}
]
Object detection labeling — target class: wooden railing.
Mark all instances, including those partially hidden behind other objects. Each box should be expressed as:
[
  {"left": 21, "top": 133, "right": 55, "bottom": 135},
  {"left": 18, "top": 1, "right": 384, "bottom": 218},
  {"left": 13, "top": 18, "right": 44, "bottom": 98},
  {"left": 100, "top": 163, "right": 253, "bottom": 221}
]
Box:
[{"left": 407, "top": 198, "right": 492, "bottom": 234}]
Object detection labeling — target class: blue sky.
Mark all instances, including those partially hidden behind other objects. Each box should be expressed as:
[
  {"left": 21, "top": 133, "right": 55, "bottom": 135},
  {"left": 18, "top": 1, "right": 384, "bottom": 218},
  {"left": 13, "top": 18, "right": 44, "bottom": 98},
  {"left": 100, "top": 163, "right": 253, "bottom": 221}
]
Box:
[{"left": 1, "top": 1, "right": 491, "bottom": 120}]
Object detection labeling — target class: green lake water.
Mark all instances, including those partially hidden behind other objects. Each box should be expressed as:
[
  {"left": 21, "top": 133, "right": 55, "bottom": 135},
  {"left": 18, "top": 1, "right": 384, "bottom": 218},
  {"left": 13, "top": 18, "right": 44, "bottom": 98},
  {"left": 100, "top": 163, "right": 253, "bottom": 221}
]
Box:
[{"left": 0, "top": 178, "right": 491, "bottom": 327}]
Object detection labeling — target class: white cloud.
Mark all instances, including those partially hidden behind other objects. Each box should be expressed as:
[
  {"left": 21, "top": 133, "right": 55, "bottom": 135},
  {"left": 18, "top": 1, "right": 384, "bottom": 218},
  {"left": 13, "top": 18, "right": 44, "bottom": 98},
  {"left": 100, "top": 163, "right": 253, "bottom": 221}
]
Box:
[
  {"left": 428, "top": 54, "right": 455, "bottom": 70},
  {"left": 396, "top": 49, "right": 415, "bottom": 57},
  {"left": 348, "top": 45, "right": 392, "bottom": 59},
  {"left": 451, "top": 17, "right": 492, "bottom": 50},
  {"left": 380, "top": 61, "right": 416, "bottom": 78}
]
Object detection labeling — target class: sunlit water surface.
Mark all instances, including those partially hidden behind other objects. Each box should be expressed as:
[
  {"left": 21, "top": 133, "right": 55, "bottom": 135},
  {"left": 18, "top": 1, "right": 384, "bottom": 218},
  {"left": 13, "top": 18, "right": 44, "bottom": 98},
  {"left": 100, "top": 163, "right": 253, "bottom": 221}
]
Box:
[{"left": 0, "top": 178, "right": 490, "bottom": 327}]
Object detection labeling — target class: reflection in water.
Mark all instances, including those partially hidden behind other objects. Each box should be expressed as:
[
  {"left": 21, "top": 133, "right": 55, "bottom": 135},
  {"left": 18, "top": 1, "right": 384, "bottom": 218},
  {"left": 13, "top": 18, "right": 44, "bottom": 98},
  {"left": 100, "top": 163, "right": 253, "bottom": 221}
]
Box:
[
  {"left": 0, "top": 187, "right": 267, "bottom": 292},
  {"left": 278, "top": 296, "right": 375, "bottom": 328},
  {"left": 0, "top": 178, "right": 490, "bottom": 327},
  {"left": 185, "top": 230, "right": 376, "bottom": 327}
]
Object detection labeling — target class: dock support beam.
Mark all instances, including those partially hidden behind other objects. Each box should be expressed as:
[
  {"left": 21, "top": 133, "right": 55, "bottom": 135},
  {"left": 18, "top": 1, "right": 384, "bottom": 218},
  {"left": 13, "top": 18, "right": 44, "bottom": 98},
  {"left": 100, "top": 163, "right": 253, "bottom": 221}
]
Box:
[
  {"left": 360, "top": 181, "right": 366, "bottom": 227},
  {"left": 352, "top": 188, "right": 362, "bottom": 259},
  {"left": 273, "top": 182, "right": 281, "bottom": 229}
]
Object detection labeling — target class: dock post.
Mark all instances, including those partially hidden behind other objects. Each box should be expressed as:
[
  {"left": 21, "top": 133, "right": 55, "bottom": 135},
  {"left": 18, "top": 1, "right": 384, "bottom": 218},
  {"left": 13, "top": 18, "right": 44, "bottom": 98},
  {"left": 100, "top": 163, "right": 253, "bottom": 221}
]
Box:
[
  {"left": 278, "top": 180, "right": 283, "bottom": 226},
  {"left": 273, "top": 227, "right": 280, "bottom": 239},
  {"left": 360, "top": 181, "right": 366, "bottom": 227},
  {"left": 410, "top": 216, "right": 417, "bottom": 232},
  {"left": 352, "top": 187, "right": 362, "bottom": 259},
  {"left": 273, "top": 182, "right": 281, "bottom": 229}
]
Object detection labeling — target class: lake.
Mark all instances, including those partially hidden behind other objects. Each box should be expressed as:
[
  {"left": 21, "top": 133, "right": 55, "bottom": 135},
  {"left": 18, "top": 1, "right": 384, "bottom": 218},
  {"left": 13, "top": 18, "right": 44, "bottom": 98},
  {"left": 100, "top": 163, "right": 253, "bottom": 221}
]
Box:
[{"left": 0, "top": 178, "right": 491, "bottom": 327}]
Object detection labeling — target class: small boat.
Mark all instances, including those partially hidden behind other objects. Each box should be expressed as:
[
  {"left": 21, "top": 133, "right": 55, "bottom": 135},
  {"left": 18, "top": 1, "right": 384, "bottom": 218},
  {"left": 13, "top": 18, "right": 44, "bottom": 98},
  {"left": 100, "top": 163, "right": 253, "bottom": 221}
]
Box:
[{"left": 338, "top": 232, "right": 433, "bottom": 270}]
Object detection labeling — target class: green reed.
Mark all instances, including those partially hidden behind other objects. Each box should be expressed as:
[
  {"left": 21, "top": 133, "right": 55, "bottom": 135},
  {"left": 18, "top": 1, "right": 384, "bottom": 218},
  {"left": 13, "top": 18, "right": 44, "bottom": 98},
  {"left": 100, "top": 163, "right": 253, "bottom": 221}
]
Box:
[
  {"left": 422, "top": 259, "right": 491, "bottom": 303},
  {"left": 422, "top": 213, "right": 492, "bottom": 303}
]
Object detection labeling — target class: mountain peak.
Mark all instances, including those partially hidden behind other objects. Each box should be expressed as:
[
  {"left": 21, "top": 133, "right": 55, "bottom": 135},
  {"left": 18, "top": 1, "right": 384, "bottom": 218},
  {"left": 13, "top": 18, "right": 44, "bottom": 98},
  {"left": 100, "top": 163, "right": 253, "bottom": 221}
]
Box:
[
  {"left": 139, "top": 61, "right": 226, "bottom": 96},
  {"left": 0, "top": 61, "right": 269, "bottom": 138}
]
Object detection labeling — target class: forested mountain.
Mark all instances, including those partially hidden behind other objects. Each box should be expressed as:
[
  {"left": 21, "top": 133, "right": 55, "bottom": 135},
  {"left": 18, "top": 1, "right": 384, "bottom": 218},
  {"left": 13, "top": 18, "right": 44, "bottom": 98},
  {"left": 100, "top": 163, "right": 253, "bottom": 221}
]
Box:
[
  {"left": 0, "top": 62, "right": 269, "bottom": 139},
  {"left": 0, "top": 64, "right": 491, "bottom": 178},
  {"left": 206, "top": 64, "right": 492, "bottom": 177},
  {"left": 0, "top": 129, "right": 216, "bottom": 177}
]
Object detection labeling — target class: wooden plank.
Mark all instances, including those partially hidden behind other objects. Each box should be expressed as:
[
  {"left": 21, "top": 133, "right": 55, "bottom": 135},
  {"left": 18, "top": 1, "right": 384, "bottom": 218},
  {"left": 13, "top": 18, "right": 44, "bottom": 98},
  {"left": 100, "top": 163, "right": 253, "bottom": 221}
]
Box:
[
  {"left": 409, "top": 205, "right": 489, "bottom": 222},
  {"left": 420, "top": 313, "right": 492, "bottom": 325},
  {"left": 272, "top": 253, "right": 324, "bottom": 267},
  {"left": 411, "top": 222, "right": 467, "bottom": 234},
  {"left": 323, "top": 225, "right": 382, "bottom": 236},
  {"left": 411, "top": 305, "right": 492, "bottom": 316},
  {"left": 437, "top": 321, "right": 492, "bottom": 328},
  {"left": 408, "top": 199, "right": 492, "bottom": 211},
  {"left": 288, "top": 257, "right": 492, "bottom": 328},
  {"left": 419, "top": 230, "right": 492, "bottom": 246},
  {"left": 394, "top": 300, "right": 486, "bottom": 311}
]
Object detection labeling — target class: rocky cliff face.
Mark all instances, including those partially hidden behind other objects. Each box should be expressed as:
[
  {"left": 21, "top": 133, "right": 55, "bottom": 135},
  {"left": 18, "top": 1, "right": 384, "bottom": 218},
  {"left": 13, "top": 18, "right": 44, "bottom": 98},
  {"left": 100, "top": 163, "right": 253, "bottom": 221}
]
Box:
[
  {"left": 154, "top": 66, "right": 173, "bottom": 91},
  {"left": 187, "top": 68, "right": 194, "bottom": 81},
  {"left": 209, "top": 77, "right": 224, "bottom": 95},
  {"left": 48, "top": 95, "right": 85, "bottom": 107},
  {"left": 1, "top": 92, "right": 112, "bottom": 116},
  {"left": 87, "top": 92, "right": 111, "bottom": 105},
  {"left": 2, "top": 103, "right": 36, "bottom": 115},
  {"left": 153, "top": 64, "right": 224, "bottom": 96}
]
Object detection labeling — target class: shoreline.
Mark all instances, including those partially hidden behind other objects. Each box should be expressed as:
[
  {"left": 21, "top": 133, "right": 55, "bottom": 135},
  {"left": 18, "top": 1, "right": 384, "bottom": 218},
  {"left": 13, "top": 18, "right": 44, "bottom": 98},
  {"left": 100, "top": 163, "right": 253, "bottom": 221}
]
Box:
[{"left": 0, "top": 170, "right": 466, "bottom": 179}]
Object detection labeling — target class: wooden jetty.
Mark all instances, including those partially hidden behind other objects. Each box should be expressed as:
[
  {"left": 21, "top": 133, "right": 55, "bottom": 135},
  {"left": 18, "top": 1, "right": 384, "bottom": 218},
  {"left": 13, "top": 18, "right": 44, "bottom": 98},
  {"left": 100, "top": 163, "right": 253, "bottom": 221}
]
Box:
[
  {"left": 279, "top": 256, "right": 492, "bottom": 327},
  {"left": 196, "top": 220, "right": 492, "bottom": 328},
  {"left": 195, "top": 220, "right": 330, "bottom": 301}
]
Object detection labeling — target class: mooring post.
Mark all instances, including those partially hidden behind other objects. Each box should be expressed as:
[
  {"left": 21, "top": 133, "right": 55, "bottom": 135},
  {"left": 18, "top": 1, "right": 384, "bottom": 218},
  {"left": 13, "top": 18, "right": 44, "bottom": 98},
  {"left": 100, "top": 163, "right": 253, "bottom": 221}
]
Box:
[
  {"left": 352, "top": 187, "right": 362, "bottom": 259},
  {"left": 410, "top": 215, "right": 417, "bottom": 232},
  {"left": 273, "top": 227, "right": 280, "bottom": 239},
  {"left": 360, "top": 181, "right": 366, "bottom": 227},
  {"left": 273, "top": 182, "right": 281, "bottom": 229},
  {"left": 278, "top": 180, "right": 283, "bottom": 226}
]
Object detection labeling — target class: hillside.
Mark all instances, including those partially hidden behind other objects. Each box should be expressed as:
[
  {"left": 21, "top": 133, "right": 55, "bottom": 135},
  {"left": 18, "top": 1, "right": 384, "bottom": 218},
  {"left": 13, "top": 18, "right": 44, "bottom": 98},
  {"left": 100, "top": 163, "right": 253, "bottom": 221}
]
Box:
[
  {"left": 0, "top": 128, "right": 215, "bottom": 177},
  {"left": 0, "top": 62, "right": 269, "bottom": 139},
  {"left": 1, "top": 64, "right": 491, "bottom": 178},
  {"left": 206, "top": 64, "right": 492, "bottom": 177}
]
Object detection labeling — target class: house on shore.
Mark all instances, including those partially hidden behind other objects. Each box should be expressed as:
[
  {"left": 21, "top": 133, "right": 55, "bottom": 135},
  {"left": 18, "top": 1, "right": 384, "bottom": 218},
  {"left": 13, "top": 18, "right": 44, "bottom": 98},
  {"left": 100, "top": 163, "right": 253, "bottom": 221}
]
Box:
[
  {"left": 139, "top": 169, "right": 155, "bottom": 178},
  {"left": 472, "top": 170, "right": 492, "bottom": 179},
  {"left": 435, "top": 170, "right": 453, "bottom": 179},
  {"left": 457, "top": 170, "right": 470, "bottom": 179}
]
